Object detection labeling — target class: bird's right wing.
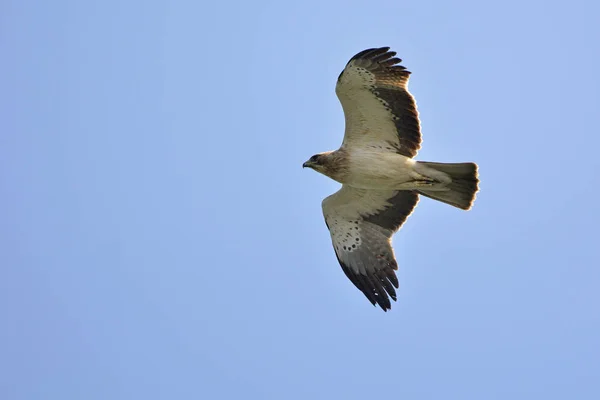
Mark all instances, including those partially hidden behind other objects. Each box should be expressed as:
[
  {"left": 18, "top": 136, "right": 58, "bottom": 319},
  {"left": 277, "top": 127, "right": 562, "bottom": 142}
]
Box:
[{"left": 322, "top": 186, "right": 419, "bottom": 311}]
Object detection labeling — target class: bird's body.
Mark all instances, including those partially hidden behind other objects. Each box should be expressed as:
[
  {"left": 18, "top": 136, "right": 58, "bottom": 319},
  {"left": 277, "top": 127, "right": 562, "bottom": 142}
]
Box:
[
  {"left": 319, "top": 149, "right": 453, "bottom": 190},
  {"left": 347, "top": 151, "right": 415, "bottom": 189},
  {"left": 304, "top": 47, "right": 479, "bottom": 311}
]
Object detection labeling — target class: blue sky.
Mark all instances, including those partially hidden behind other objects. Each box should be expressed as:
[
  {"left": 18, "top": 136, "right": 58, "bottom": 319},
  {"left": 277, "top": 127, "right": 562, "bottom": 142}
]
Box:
[{"left": 2, "top": 0, "right": 600, "bottom": 399}]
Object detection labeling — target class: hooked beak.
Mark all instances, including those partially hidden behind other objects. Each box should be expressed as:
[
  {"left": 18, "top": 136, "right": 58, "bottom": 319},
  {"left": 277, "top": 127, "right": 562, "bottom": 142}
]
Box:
[{"left": 303, "top": 161, "right": 313, "bottom": 168}]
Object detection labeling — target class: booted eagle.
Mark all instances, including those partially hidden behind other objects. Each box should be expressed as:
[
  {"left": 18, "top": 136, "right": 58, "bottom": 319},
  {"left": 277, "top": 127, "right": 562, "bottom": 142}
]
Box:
[{"left": 303, "top": 47, "right": 479, "bottom": 311}]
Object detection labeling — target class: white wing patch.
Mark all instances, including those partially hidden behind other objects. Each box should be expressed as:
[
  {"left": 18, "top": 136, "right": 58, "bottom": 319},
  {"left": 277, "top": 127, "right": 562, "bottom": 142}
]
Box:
[
  {"left": 326, "top": 216, "right": 366, "bottom": 274},
  {"left": 328, "top": 217, "right": 362, "bottom": 254},
  {"left": 339, "top": 64, "right": 376, "bottom": 88},
  {"left": 336, "top": 65, "right": 403, "bottom": 149}
]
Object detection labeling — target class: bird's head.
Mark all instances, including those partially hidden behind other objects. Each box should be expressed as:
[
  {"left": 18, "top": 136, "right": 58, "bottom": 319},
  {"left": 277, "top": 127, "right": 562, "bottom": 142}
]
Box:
[
  {"left": 303, "top": 153, "right": 329, "bottom": 172},
  {"left": 303, "top": 151, "right": 345, "bottom": 181}
]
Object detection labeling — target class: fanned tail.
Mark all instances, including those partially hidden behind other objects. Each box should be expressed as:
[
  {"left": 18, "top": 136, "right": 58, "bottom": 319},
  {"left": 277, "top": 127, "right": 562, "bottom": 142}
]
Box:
[{"left": 416, "top": 162, "right": 479, "bottom": 210}]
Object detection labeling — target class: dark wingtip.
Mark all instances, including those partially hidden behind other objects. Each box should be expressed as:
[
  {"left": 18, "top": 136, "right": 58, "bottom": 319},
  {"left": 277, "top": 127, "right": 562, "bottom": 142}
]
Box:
[
  {"left": 348, "top": 47, "right": 389, "bottom": 62},
  {"left": 337, "top": 256, "right": 398, "bottom": 312},
  {"left": 347, "top": 47, "right": 392, "bottom": 64},
  {"left": 338, "top": 47, "right": 410, "bottom": 83}
]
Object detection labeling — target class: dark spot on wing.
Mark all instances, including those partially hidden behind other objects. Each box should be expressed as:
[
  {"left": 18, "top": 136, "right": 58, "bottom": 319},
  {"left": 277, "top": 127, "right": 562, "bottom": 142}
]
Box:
[
  {"left": 374, "top": 88, "right": 421, "bottom": 158},
  {"left": 364, "top": 191, "right": 419, "bottom": 232}
]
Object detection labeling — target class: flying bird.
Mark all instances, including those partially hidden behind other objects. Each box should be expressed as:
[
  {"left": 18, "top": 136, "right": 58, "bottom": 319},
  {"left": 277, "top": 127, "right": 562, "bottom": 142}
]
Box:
[{"left": 303, "top": 47, "right": 479, "bottom": 311}]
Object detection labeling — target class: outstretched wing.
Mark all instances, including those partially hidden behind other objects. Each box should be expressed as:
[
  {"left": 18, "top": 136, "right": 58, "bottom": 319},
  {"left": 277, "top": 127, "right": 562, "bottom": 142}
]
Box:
[
  {"left": 322, "top": 186, "right": 419, "bottom": 311},
  {"left": 336, "top": 47, "right": 421, "bottom": 158}
]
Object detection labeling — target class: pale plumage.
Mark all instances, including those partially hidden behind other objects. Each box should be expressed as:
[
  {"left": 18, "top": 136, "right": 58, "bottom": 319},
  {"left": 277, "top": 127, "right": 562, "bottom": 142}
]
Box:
[{"left": 304, "top": 47, "right": 479, "bottom": 311}]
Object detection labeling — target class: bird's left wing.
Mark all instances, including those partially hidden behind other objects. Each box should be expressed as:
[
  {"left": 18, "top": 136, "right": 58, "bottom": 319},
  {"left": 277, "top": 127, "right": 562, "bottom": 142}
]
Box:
[
  {"left": 336, "top": 47, "right": 422, "bottom": 158},
  {"left": 322, "top": 186, "right": 419, "bottom": 311}
]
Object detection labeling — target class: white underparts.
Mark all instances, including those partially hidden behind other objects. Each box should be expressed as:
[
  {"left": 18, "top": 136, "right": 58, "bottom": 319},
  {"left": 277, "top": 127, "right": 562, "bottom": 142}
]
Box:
[{"left": 341, "top": 151, "right": 452, "bottom": 190}]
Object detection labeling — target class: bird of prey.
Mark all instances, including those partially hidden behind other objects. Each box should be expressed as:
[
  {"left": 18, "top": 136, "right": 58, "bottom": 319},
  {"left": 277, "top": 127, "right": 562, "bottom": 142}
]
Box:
[{"left": 303, "top": 47, "right": 479, "bottom": 311}]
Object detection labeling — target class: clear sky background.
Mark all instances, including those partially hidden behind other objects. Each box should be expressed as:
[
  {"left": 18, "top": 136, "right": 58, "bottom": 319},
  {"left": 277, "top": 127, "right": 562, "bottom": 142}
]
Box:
[{"left": 2, "top": 0, "right": 600, "bottom": 399}]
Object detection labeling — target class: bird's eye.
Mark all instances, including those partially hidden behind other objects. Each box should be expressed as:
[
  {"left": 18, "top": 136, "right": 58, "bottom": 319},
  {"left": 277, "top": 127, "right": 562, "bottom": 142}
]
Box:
[{"left": 311, "top": 155, "right": 319, "bottom": 162}]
